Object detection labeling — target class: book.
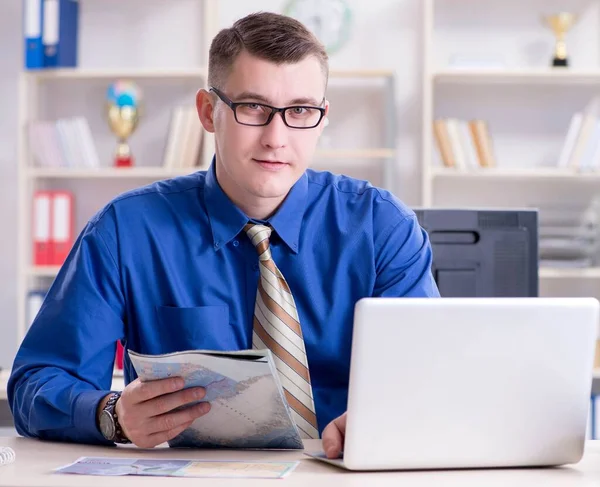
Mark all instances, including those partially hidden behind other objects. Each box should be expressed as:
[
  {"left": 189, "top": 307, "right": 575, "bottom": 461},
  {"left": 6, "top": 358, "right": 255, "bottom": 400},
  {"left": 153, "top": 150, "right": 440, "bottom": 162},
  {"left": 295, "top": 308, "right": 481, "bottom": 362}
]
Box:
[{"left": 128, "top": 349, "right": 304, "bottom": 450}]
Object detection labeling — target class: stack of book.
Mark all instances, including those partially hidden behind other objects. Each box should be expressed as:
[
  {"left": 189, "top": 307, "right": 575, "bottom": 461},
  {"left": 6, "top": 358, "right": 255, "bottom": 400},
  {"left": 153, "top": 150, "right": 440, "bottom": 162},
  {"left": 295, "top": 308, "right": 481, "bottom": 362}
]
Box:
[
  {"left": 557, "top": 112, "right": 600, "bottom": 171},
  {"left": 162, "top": 106, "right": 205, "bottom": 170},
  {"left": 433, "top": 118, "right": 496, "bottom": 170},
  {"left": 28, "top": 117, "right": 100, "bottom": 168}
]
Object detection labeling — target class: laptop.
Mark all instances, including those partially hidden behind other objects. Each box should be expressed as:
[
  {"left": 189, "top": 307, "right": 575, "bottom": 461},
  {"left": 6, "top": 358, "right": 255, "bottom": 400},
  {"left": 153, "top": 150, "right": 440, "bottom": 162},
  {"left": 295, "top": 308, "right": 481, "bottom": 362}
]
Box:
[{"left": 309, "top": 297, "right": 599, "bottom": 471}]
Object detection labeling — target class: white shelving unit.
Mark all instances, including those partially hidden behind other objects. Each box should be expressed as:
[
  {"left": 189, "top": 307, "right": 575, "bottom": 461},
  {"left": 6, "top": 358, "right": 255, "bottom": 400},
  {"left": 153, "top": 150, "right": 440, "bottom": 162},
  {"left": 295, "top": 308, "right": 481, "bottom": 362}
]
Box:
[
  {"left": 421, "top": 0, "right": 600, "bottom": 322},
  {"left": 15, "top": 3, "right": 397, "bottom": 347}
]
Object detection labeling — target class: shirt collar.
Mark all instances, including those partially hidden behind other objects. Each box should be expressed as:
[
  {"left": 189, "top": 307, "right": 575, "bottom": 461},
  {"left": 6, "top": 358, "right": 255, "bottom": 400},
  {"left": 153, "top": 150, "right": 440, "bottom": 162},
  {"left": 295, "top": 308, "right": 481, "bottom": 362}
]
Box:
[{"left": 204, "top": 158, "right": 308, "bottom": 254}]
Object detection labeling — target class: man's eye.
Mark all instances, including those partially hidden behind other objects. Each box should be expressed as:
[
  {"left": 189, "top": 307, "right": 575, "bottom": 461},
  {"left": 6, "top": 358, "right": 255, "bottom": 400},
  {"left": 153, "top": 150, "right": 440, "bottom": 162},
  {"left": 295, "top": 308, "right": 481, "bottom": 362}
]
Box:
[
  {"left": 292, "top": 107, "right": 306, "bottom": 114},
  {"left": 246, "top": 103, "right": 260, "bottom": 110}
]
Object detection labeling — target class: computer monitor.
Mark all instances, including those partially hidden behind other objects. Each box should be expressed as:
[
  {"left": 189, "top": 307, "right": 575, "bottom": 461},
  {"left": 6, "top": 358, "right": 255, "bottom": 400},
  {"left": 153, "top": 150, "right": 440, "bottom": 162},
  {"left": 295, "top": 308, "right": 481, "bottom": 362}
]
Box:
[{"left": 413, "top": 208, "right": 539, "bottom": 298}]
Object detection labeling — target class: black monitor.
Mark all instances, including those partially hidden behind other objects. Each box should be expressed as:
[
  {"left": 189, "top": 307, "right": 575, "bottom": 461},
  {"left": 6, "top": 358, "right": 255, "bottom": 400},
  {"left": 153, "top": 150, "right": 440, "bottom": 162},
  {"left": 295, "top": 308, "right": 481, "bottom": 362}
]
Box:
[{"left": 413, "top": 208, "right": 539, "bottom": 297}]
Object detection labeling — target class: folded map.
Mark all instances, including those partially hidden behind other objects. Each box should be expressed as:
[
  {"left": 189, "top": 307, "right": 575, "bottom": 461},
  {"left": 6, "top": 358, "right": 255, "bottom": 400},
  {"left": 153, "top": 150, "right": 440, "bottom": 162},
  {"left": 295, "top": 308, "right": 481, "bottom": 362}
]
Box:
[{"left": 128, "top": 349, "right": 304, "bottom": 450}]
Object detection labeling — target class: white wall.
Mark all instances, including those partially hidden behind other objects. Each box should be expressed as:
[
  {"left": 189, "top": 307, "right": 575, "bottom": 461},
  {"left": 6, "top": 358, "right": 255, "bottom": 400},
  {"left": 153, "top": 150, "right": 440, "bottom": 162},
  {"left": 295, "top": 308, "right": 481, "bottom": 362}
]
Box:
[{"left": 0, "top": 0, "right": 22, "bottom": 368}]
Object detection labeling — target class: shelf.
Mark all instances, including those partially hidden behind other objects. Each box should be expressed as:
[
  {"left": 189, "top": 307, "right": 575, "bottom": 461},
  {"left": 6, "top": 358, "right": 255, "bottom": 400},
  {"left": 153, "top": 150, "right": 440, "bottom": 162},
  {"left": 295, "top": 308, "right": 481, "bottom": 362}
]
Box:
[
  {"left": 26, "top": 68, "right": 207, "bottom": 81},
  {"left": 316, "top": 148, "right": 395, "bottom": 159},
  {"left": 27, "top": 150, "right": 395, "bottom": 180},
  {"left": 431, "top": 168, "right": 600, "bottom": 181},
  {"left": 539, "top": 267, "right": 600, "bottom": 279},
  {"left": 329, "top": 69, "right": 394, "bottom": 79},
  {"left": 27, "top": 167, "right": 200, "bottom": 179},
  {"left": 433, "top": 68, "right": 600, "bottom": 85},
  {"left": 26, "top": 68, "right": 394, "bottom": 82},
  {"left": 28, "top": 266, "right": 61, "bottom": 277}
]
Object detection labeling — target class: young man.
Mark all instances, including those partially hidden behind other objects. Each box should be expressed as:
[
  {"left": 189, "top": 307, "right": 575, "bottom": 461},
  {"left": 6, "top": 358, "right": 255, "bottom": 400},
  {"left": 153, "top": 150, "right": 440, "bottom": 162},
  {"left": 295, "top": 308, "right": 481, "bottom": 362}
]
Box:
[{"left": 8, "top": 12, "right": 439, "bottom": 458}]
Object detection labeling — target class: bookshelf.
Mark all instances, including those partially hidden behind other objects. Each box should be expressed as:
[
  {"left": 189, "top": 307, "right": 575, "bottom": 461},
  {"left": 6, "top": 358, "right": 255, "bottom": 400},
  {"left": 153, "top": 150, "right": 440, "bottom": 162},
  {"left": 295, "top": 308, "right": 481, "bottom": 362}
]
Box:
[
  {"left": 15, "top": 2, "right": 397, "bottom": 347},
  {"left": 421, "top": 1, "right": 600, "bottom": 350}
]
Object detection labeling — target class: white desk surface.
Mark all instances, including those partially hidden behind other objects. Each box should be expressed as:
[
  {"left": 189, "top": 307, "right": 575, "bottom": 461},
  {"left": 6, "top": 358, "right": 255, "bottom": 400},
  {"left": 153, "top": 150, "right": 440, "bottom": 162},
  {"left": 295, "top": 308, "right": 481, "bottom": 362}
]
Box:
[{"left": 1, "top": 436, "right": 600, "bottom": 487}]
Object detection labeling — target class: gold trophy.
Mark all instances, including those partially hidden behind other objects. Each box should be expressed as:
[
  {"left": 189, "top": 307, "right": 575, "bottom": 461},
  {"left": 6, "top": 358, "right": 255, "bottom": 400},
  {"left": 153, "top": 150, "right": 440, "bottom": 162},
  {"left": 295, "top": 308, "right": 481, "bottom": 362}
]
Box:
[
  {"left": 106, "top": 80, "right": 142, "bottom": 167},
  {"left": 542, "top": 12, "right": 578, "bottom": 67}
]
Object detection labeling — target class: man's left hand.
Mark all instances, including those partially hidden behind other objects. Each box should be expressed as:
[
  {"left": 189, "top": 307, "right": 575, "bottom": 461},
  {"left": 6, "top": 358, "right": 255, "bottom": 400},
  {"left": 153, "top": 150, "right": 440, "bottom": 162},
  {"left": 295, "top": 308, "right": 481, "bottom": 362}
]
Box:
[{"left": 321, "top": 412, "right": 347, "bottom": 459}]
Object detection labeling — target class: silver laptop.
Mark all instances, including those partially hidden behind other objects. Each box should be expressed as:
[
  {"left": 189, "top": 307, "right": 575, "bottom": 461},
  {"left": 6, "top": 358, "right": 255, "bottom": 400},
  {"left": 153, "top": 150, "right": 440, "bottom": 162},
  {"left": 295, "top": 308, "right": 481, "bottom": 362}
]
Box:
[{"left": 310, "top": 297, "right": 599, "bottom": 471}]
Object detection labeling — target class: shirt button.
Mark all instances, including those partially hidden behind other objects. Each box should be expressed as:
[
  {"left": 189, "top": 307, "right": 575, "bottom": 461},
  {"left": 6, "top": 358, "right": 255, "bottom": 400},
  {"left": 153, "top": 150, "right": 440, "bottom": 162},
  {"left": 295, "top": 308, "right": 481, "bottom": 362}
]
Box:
[{"left": 233, "top": 240, "right": 239, "bottom": 247}]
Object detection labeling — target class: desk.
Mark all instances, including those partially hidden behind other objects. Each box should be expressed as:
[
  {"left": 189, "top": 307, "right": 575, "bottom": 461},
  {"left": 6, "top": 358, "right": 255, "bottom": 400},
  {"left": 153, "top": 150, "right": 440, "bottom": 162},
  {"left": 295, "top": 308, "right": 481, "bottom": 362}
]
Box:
[{"left": 1, "top": 437, "right": 600, "bottom": 487}]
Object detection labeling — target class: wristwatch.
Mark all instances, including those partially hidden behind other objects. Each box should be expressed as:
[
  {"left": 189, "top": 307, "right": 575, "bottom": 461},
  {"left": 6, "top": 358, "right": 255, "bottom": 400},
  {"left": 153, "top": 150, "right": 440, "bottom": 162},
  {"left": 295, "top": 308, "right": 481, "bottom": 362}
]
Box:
[{"left": 99, "top": 392, "right": 131, "bottom": 444}]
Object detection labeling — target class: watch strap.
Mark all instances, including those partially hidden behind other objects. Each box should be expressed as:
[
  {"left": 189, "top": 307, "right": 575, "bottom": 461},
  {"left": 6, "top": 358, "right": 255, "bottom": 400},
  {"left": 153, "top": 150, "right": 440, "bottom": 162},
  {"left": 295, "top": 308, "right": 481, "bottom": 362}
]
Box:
[{"left": 103, "top": 392, "right": 131, "bottom": 444}]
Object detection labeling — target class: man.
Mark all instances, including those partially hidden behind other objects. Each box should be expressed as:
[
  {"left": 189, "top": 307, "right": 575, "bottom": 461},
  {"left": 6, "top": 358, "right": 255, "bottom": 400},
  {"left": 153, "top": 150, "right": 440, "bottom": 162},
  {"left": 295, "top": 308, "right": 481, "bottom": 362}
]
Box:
[{"left": 8, "top": 12, "right": 439, "bottom": 459}]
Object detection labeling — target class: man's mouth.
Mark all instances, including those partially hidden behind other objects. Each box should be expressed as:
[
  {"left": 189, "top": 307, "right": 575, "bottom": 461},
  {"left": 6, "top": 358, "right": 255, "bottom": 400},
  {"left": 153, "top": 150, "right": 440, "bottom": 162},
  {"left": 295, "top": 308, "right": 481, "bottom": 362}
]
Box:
[{"left": 253, "top": 159, "right": 289, "bottom": 171}]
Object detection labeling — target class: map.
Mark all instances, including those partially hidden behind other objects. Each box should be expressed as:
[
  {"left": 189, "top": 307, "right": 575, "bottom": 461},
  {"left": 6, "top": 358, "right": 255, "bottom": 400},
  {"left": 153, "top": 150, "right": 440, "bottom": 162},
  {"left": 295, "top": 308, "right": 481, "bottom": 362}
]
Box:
[
  {"left": 55, "top": 456, "right": 299, "bottom": 479},
  {"left": 128, "top": 349, "right": 304, "bottom": 450}
]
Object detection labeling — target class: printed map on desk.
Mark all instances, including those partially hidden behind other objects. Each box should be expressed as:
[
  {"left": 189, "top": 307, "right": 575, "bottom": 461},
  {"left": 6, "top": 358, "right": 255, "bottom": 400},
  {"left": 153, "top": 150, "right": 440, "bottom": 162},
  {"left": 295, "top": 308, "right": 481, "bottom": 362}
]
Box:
[
  {"left": 55, "top": 456, "right": 299, "bottom": 479},
  {"left": 128, "top": 349, "right": 303, "bottom": 450}
]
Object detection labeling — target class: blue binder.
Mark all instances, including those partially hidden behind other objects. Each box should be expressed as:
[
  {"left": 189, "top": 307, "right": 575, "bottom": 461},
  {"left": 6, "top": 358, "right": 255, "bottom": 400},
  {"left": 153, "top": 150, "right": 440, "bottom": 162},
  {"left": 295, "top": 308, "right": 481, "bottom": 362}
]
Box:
[
  {"left": 24, "top": 0, "right": 44, "bottom": 69},
  {"left": 42, "top": 0, "right": 79, "bottom": 68}
]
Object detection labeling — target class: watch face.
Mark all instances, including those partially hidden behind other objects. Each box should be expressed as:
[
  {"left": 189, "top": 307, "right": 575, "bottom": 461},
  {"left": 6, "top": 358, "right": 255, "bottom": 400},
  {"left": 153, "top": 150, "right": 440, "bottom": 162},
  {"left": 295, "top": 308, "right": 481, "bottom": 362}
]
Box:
[
  {"left": 284, "top": 0, "right": 352, "bottom": 54},
  {"left": 99, "top": 410, "right": 116, "bottom": 440}
]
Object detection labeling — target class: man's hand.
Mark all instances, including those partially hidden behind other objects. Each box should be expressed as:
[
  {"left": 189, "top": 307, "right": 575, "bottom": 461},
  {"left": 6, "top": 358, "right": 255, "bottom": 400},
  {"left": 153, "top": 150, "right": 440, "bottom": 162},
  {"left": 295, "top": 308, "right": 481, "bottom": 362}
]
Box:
[
  {"left": 321, "top": 412, "right": 347, "bottom": 459},
  {"left": 101, "top": 377, "right": 210, "bottom": 448}
]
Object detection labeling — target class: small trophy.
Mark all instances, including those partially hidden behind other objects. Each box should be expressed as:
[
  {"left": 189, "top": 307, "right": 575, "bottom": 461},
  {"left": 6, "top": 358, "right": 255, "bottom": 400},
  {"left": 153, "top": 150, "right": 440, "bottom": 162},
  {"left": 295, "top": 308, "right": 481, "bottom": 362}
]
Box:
[
  {"left": 106, "top": 80, "right": 142, "bottom": 167},
  {"left": 542, "top": 12, "right": 578, "bottom": 67}
]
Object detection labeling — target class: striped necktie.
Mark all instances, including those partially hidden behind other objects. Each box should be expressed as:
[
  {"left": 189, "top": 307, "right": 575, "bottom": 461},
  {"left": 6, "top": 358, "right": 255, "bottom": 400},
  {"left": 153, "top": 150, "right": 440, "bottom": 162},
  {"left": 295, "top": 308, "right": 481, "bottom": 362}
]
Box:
[{"left": 244, "top": 223, "right": 319, "bottom": 439}]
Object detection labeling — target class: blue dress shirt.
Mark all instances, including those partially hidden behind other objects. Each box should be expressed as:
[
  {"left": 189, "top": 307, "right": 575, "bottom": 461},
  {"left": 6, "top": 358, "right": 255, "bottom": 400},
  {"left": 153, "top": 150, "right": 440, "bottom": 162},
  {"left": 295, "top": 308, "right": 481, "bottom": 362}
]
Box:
[{"left": 8, "top": 161, "right": 439, "bottom": 445}]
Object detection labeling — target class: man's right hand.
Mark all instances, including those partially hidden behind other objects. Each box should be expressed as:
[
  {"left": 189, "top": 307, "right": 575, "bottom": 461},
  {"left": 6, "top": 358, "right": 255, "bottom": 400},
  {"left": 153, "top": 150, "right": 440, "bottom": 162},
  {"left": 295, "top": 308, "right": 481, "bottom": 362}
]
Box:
[{"left": 111, "top": 377, "right": 210, "bottom": 448}]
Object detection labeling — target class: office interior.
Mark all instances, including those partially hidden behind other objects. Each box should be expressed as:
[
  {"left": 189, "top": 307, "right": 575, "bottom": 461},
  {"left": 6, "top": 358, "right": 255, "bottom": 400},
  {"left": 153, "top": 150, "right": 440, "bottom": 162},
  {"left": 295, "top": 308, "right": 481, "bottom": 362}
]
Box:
[{"left": 1, "top": 0, "right": 600, "bottom": 445}]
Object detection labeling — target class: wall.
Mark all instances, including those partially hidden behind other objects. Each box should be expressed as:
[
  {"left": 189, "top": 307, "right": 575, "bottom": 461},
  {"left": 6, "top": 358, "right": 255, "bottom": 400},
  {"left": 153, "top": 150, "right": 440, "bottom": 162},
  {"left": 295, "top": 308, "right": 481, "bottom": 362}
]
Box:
[{"left": 0, "top": 0, "right": 22, "bottom": 369}]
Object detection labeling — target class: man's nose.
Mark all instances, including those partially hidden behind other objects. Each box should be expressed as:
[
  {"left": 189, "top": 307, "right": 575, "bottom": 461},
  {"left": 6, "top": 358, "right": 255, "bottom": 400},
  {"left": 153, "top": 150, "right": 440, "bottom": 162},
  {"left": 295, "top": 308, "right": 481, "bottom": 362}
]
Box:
[{"left": 260, "top": 112, "right": 289, "bottom": 149}]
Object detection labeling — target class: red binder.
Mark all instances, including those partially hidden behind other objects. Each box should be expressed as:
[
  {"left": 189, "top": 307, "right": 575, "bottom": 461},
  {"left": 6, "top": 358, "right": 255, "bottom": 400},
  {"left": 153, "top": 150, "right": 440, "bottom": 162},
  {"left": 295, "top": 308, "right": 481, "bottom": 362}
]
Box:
[
  {"left": 32, "top": 190, "right": 52, "bottom": 266},
  {"left": 115, "top": 341, "right": 124, "bottom": 370},
  {"left": 50, "top": 191, "right": 74, "bottom": 266}
]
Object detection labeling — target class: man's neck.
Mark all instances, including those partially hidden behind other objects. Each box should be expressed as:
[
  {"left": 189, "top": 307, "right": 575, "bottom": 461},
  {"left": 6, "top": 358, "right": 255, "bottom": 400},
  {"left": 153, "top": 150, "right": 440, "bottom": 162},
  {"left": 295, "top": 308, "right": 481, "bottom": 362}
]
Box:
[
  {"left": 214, "top": 163, "right": 284, "bottom": 220},
  {"left": 237, "top": 199, "right": 283, "bottom": 221}
]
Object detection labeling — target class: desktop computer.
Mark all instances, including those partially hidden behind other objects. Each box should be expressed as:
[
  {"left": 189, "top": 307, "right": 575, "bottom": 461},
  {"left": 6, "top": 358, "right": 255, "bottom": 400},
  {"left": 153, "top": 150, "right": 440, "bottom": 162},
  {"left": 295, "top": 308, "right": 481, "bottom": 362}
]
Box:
[{"left": 413, "top": 208, "right": 539, "bottom": 297}]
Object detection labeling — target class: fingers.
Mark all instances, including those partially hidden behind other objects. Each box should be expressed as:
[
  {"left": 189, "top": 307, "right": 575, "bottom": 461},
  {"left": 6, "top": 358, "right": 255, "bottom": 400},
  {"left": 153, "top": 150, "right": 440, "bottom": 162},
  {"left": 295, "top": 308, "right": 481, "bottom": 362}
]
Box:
[
  {"left": 322, "top": 413, "right": 347, "bottom": 459},
  {"left": 138, "top": 386, "right": 207, "bottom": 418},
  {"left": 129, "top": 377, "right": 186, "bottom": 404},
  {"left": 145, "top": 401, "right": 211, "bottom": 435},
  {"left": 143, "top": 419, "right": 196, "bottom": 449},
  {"left": 116, "top": 377, "right": 211, "bottom": 448}
]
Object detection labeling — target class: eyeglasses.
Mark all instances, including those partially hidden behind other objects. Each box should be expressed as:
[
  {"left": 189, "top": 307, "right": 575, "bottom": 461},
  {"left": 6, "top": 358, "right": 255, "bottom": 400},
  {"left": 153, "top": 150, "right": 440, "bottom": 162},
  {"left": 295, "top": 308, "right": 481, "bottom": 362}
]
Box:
[{"left": 210, "top": 87, "right": 326, "bottom": 129}]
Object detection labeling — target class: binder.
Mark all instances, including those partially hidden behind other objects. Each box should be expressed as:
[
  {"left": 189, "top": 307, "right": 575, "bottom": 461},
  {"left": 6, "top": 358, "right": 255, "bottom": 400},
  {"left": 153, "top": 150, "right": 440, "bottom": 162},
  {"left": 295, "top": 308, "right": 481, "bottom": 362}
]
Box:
[
  {"left": 50, "top": 191, "right": 74, "bottom": 265},
  {"left": 24, "top": 0, "right": 44, "bottom": 69},
  {"left": 42, "top": 0, "right": 79, "bottom": 68},
  {"left": 32, "top": 190, "right": 52, "bottom": 266}
]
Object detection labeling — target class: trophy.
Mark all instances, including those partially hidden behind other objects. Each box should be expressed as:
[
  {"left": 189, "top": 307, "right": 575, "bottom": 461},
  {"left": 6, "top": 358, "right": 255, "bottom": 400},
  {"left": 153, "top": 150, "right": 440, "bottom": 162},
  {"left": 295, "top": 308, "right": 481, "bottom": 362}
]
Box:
[
  {"left": 106, "top": 80, "right": 142, "bottom": 167},
  {"left": 542, "top": 12, "right": 578, "bottom": 67}
]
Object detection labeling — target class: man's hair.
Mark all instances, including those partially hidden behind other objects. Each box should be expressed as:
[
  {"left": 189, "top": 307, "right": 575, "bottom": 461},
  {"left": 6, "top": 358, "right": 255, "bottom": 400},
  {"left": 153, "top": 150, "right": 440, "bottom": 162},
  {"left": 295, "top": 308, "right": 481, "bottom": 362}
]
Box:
[{"left": 208, "top": 11, "right": 329, "bottom": 90}]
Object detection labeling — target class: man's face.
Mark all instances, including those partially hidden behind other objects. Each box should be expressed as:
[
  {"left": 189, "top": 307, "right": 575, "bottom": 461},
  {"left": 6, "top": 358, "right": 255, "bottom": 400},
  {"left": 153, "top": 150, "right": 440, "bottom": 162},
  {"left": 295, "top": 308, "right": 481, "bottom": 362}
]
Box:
[{"left": 205, "top": 50, "right": 328, "bottom": 208}]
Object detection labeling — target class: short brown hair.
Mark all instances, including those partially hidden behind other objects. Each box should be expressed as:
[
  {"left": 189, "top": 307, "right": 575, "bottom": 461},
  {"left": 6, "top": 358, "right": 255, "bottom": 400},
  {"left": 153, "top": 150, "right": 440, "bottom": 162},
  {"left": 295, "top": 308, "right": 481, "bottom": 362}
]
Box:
[{"left": 208, "top": 11, "right": 329, "bottom": 89}]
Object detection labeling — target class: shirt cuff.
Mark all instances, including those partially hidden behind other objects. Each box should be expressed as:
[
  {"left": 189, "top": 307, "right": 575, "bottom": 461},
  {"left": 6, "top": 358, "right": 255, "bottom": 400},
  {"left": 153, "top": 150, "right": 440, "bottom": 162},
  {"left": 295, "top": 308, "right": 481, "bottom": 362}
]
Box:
[{"left": 73, "top": 389, "right": 116, "bottom": 445}]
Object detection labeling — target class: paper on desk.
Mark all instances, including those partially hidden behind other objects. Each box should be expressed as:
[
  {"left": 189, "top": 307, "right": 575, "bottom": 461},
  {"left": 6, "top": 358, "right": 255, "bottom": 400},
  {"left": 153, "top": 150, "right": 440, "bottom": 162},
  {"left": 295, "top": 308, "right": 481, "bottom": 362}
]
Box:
[
  {"left": 55, "top": 456, "right": 299, "bottom": 479},
  {"left": 128, "top": 349, "right": 304, "bottom": 449}
]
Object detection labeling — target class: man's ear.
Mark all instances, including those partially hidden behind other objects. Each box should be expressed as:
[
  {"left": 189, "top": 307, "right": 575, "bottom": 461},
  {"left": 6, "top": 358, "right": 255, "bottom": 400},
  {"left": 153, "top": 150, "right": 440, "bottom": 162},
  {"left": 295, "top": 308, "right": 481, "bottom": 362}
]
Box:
[
  {"left": 318, "top": 99, "right": 330, "bottom": 136},
  {"left": 196, "top": 89, "right": 216, "bottom": 133}
]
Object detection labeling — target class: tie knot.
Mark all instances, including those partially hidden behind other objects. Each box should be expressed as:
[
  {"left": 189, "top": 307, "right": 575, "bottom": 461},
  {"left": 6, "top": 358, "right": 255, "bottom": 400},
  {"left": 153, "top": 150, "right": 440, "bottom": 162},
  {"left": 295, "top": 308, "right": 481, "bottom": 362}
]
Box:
[{"left": 244, "top": 223, "right": 272, "bottom": 255}]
